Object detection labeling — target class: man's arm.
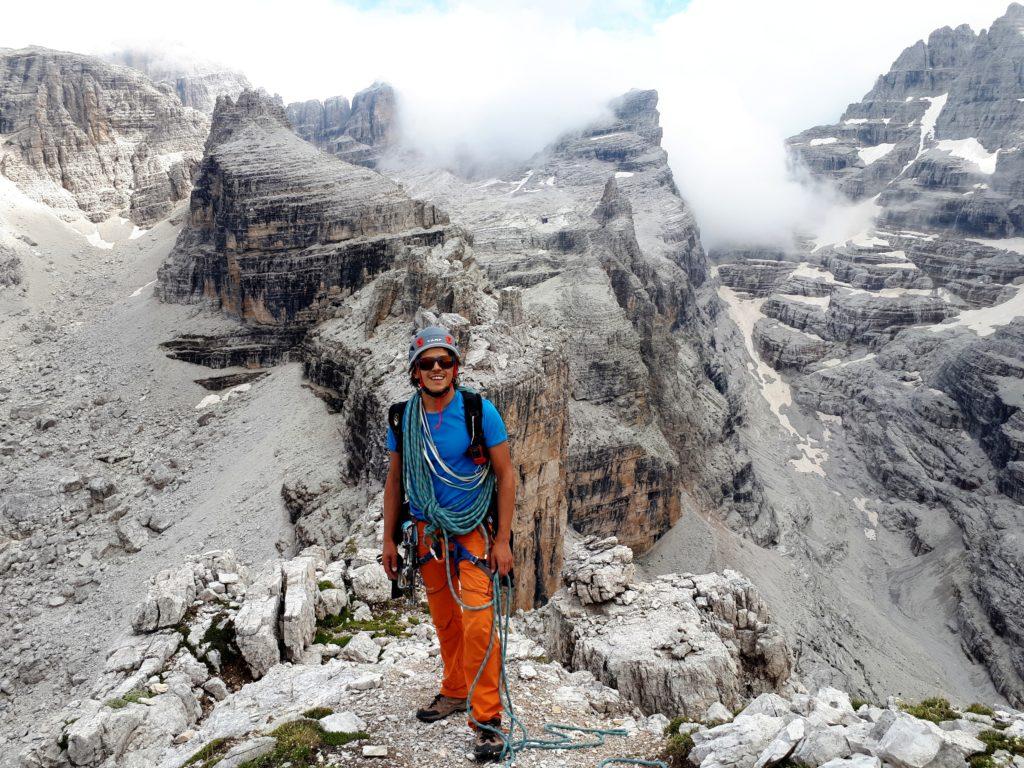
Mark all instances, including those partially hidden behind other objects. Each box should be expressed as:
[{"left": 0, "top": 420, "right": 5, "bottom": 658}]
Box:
[
  {"left": 488, "top": 442, "right": 516, "bottom": 575},
  {"left": 381, "top": 450, "right": 402, "bottom": 579}
]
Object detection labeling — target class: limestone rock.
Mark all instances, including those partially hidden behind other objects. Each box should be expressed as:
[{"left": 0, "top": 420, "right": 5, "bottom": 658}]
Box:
[
  {"left": 216, "top": 736, "right": 277, "bottom": 768},
  {"left": 234, "top": 561, "right": 283, "bottom": 678},
  {"left": 562, "top": 535, "right": 635, "bottom": 604},
  {"left": 281, "top": 557, "right": 317, "bottom": 662},
  {"left": 690, "top": 714, "right": 787, "bottom": 768},
  {"left": 132, "top": 565, "right": 196, "bottom": 633},
  {"left": 341, "top": 632, "right": 380, "bottom": 664},
  {"left": 349, "top": 563, "right": 391, "bottom": 606},
  {"left": 544, "top": 570, "right": 791, "bottom": 719},
  {"left": 156, "top": 89, "right": 447, "bottom": 329},
  {"left": 876, "top": 713, "right": 946, "bottom": 768},
  {"left": 320, "top": 711, "right": 367, "bottom": 734},
  {"left": 0, "top": 47, "right": 208, "bottom": 225}
]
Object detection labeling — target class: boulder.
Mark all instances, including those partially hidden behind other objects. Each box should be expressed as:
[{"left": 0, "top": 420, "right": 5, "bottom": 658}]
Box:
[
  {"left": 132, "top": 565, "right": 196, "bottom": 633},
  {"left": 341, "top": 632, "right": 380, "bottom": 664},
  {"left": 791, "top": 722, "right": 851, "bottom": 766},
  {"left": 753, "top": 718, "right": 805, "bottom": 768},
  {"left": 562, "top": 535, "right": 636, "bottom": 605},
  {"left": 281, "top": 557, "right": 318, "bottom": 662},
  {"left": 349, "top": 562, "right": 391, "bottom": 605},
  {"left": 234, "top": 561, "right": 283, "bottom": 678},
  {"left": 690, "top": 714, "right": 787, "bottom": 768},
  {"left": 875, "top": 713, "right": 945, "bottom": 768},
  {"left": 320, "top": 711, "right": 367, "bottom": 734}
]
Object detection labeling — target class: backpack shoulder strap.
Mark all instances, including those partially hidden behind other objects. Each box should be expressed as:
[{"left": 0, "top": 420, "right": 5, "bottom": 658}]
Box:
[
  {"left": 461, "top": 390, "right": 484, "bottom": 447},
  {"left": 388, "top": 400, "right": 407, "bottom": 454}
]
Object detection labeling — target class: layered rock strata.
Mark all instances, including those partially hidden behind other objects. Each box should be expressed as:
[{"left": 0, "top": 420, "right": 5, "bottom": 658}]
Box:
[
  {"left": 156, "top": 89, "right": 569, "bottom": 609},
  {"left": 0, "top": 47, "right": 209, "bottom": 225},
  {"left": 106, "top": 49, "right": 252, "bottom": 114},
  {"left": 788, "top": 4, "right": 1024, "bottom": 237},
  {"left": 156, "top": 89, "right": 446, "bottom": 330}
]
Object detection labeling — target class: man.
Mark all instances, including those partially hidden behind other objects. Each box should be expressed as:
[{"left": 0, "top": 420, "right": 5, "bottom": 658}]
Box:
[{"left": 381, "top": 326, "right": 516, "bottom": 762}]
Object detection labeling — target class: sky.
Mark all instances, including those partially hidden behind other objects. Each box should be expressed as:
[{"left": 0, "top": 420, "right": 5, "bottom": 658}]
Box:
[{"left": 2, "top": 0, "right": 1013, "bottom": 246}]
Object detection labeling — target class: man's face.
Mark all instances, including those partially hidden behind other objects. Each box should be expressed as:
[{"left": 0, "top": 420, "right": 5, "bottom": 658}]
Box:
[{"left": 415, "top": 348, "right": 456, "bottom": 394}]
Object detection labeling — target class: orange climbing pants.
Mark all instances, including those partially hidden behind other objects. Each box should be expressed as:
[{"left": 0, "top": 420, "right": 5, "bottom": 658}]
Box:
[{"left": 417, "top": 520, "right": 503, "bottom": 727}]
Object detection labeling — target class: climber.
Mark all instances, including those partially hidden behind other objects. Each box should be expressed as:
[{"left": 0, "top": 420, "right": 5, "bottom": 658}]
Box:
[{"left": 380, "top": 325, "right": 516, "bottom": 762}]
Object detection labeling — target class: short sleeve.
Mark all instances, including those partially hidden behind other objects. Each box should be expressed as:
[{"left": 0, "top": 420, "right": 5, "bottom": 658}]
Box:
[
  {"left": 386, "top": 425, "right": 398, "bottom": 452},
  {"left": 481, "top": 398, "right": 508, "bottom": 448}
]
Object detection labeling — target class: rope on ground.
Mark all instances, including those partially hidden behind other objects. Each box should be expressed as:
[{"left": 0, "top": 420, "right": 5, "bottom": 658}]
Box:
[{"left": 440, "top": 527, "right": 669, "bottom": 768}]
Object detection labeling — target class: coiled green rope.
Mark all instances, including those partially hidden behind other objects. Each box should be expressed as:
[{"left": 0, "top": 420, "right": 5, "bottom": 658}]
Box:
[
  {"left": 402, "top": 391, "right": 495, "bottom": 537},
  {"left": 400, "top": 390, "right": 668, "bottom": 767}
]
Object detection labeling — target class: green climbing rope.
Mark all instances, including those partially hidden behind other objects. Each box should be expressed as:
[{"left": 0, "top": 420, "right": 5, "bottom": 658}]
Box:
[{"left": 402, "top": 392, "right": 495, "bottom": 537}]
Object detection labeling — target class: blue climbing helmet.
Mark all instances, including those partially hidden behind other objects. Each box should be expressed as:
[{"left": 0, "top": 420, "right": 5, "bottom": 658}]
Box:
[{"left": 408, "top": 325, "right": 461, "bottom": 368}]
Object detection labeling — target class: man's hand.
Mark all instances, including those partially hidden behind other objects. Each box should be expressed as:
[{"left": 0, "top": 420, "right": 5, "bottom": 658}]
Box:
[
  {"left": 382, "top": 540, "right": 399, "bottom": 580},
  {"left": 489, "top": 539, "right": 514, "bottom": 577}
]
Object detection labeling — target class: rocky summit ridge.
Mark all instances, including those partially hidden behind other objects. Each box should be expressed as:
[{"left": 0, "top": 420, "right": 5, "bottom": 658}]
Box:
[{"left": 2, "top": 21, "right": 1024, "bottom": 768}]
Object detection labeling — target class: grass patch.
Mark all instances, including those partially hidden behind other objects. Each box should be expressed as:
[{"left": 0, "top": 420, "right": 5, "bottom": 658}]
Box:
[
  {"left": 851, "top": 698, "right": 872, "bottom": 711},
  {"left": 239, "top": 719, "right": 368, "bottom": 768},
  {"left": 301, "top": 707, "right": 334, "bottom": 719},
  {"left": 965, "top": 703, "right": 995, "bottom": 717},
  {"left": 104, "top": 689, "right": 148, "bottom": 709},
  {"left": 663, "top": 716, "right": 695, "bottom": 737},
  {"left": 662, "top": 732, "right": 694, "bottom": 768},
  {"left": 184, "top": 737, "right": 232, "bottom": 767},
  {"left": 977, "top": 729, "right": 1024, "bottom": 754},
  {"left": 315, "top": 608, "right": 411, "bottom": 645},
  {"left": 900, "top": 697, "right": 960, "bottom": 723},
  {"left": 317, "top": 580, "right": 336, "bottom": 591},
  {"left": 969, "top": 729, "right": 1024, "bottom": 768}
]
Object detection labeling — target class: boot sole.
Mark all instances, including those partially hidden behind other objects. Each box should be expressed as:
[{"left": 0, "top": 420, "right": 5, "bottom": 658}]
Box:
[
  {"left": 415, "top": 704, "right": 467, "bottom": 723},
  {"left": 473, "top": 744, "right": 503, "bottom": 762}
]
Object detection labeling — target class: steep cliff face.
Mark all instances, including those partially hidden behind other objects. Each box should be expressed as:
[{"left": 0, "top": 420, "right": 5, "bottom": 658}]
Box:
[
  {"left": 710, "top": 3, "right": 1024, "bottom": 706},
  {"left": 382, "top": 89, "right": 739, "bottom": 557},
  {"left": 285, "top": 83, "right": 397, "bottom": 168},
  {"left": 788, "top": 4, "right": 1024, "bottom": 236},
  {"left": 156, "top": 90, "right": 447, "bottom": 328},
  {"left": 0, "top": 47, "right": 209, "bottom": 225}
]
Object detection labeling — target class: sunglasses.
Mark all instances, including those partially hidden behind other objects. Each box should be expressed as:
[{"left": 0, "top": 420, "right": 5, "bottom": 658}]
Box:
[{"left": 416, "top": 354, "right": 456, "bottom": 371}]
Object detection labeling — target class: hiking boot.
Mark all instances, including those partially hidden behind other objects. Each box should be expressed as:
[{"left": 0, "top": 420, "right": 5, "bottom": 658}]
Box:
[
  {"left": 473, "top": 718, "right": 505, "bottom": 762},
  {"left": 415, "top": 693, "right": 467, "bottom": 723}
]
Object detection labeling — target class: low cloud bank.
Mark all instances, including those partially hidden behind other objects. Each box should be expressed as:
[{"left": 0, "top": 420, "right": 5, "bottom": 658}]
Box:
[{"left": 4, "top": 0, "right": 1010, "bottom": 246}]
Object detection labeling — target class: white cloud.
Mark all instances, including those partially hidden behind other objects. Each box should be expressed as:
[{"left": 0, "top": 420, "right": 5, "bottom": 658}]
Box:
[{"left": 1, "top": 0, "right": 1011, "bottom": 247}]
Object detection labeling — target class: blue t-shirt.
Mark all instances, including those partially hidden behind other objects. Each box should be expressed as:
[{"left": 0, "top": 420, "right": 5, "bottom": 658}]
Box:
[{"left": 387, "top": 390, "right": 508, "bottom": 521}]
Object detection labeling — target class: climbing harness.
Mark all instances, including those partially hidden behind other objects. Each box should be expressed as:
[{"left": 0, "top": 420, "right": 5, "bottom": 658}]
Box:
[{"left": 390, "top": 388, "right": 668, "bottom": 768}]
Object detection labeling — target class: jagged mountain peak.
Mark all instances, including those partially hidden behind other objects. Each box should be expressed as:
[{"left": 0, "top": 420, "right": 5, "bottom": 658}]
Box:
[
  {"left": 284, "top": 82, "right": 396, "bottom": 168},
  {"left": 206, "top": 88, "right": 292, "bottom": 150}
]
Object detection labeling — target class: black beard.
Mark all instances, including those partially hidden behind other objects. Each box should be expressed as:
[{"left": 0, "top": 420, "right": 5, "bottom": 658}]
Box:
[{"left": 421, "top": 381, "right": 452, "bottom": 398}]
